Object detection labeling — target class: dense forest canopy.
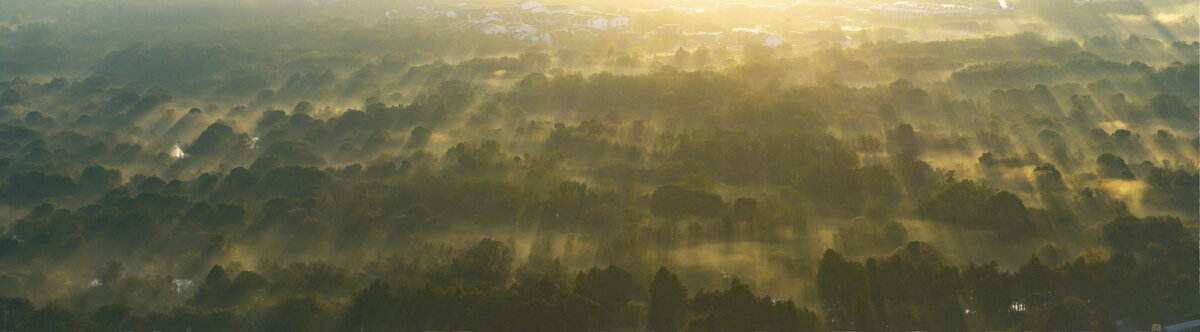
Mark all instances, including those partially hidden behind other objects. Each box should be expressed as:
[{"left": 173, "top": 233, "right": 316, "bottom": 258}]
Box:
[{"left": 0, "top": 0, "right": 1197, "bottom": 331}]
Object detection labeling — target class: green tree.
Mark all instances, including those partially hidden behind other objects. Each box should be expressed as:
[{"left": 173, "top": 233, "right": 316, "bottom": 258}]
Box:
[
  {"left": 449, "top": 238, "right": 514, "bottom": 288},
  {"left": 574, "top": 264, "right": 640, "bottom": 326},
  {"left": 262, "top": 296, "right": 335, "bottom": 332},
  {"left": 0, "top": 297, "right": 34, "bottom": 330},
  {"left": 647, "top": 267, "right": 688, "bottom": 332},
  {"left": 341, "top": 280, "right": 400, "bottom": 331}
]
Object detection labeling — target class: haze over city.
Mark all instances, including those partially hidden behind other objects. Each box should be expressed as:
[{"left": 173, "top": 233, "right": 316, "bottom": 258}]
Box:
[{"left": 0, "top": 0, "right": 1197, "bottom": 331}]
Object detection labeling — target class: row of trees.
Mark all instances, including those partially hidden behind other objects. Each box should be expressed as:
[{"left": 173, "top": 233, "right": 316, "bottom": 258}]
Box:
[
  {"left": 3, "top": 210, "right": 1193, "bottom": 332},
  {"left": 817, "top": 214, "right": 1197, "bottom": 331},
  {"left": 0, "top": 258, "right": 821, "bottom": 332}
]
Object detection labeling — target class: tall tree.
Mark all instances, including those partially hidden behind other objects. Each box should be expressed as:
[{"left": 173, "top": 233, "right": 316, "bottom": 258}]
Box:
[{"left": 647, "top": 267, "right": 688, "bottom": 332}]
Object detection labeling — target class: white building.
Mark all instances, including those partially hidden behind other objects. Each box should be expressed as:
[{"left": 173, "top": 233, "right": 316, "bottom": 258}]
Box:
[
  {"left": 764, "top": 34, "right": 787, "bottom": 47},
  {"left": 481, "top": 25, "right": 508, "bottom": 35},
  {"left": 520, "top": 1, "right": 544, "bottom": 10},
  {"left": 508, "top": 23, "right": 538, "bottom": 34},
  {"left": 542, "top": 5, "right": 574, "bottom": 15},
  {"left": 514, "top": 31, "right": 552, "bottom": 46},
  {"left": 609, "top": 16, "right": 630, "bottom": 29},
  {"left": 478, "top": 15, "right": 503, "bottom": 24},
  {"left": 731, "top": 28, "right": 788, "bottom": 47},
  {"left": 869, "top": 2, "right": 977, "bottom": 17},
  {"left": 587, "top": 16, "right": 608, "bottom": 30}
]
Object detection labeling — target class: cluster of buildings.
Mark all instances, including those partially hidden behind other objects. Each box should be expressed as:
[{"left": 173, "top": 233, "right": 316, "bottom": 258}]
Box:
[
  {"left": 391, "top": 1, "right": 631, "bottom": 46},
  {"left": 867, "top": 1, "right": 984, "bottom": 17},
  {"left": 382, "top": 0, "right": 1004, "bottom": 48},
  {"left": 728, "top": 28, "right": 789, "bottom": 47}
]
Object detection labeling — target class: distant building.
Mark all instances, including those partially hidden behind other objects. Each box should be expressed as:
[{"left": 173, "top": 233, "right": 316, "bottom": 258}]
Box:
[
  {"left": 433, "top": 1, "right": 630, "bottom": 42},
  {"left": 869, "top": 1, "right": 978, "bottom": 17},
  {"left": 659, "top": 24, "right": 685, "bottom": 35},
  {"left": 763, "top": 34, "right": 786, "bottom": 47},
  {"left": 800, "top": 29, "right": 852, "bottom": 47},
  {"left": 587, "top": 16, "right": 609, "bottom": 30},
  {"left": 730, "top": 28, "right": 788, "bottom": 47},
  {"left": 610, "top": 16, "right": 630, "bottom": 29},
  {"left": 478, "top": 15, "right": 503, "bottom": 24},
  {"left": 481, "top": 25, "right": 508, "bottom": 35},
  {"left": 515, "top": 31, "right": 538, "bottom": 41},
  {"left": 519, "top": 1, "right": 544, "bottom": 10},
  {"left": 680, "top": 31, "right": 722, "bottom": 45},
  {"left": 542, "top": 5, "right": 574, "bottom": 15},
  {"left": 507, "top": 22, "right": 538, "bottom": 34}
]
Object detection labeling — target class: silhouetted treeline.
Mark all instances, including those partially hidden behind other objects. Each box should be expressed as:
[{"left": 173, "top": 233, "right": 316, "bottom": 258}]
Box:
[{"left": 1, "top": 211, "right": 1193, "bottom": 331}]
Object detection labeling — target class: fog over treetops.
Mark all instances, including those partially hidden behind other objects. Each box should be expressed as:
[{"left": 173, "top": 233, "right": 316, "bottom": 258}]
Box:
[{"left": 0, "top": 0, "right": 1196, "bottom": 331}]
